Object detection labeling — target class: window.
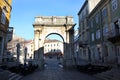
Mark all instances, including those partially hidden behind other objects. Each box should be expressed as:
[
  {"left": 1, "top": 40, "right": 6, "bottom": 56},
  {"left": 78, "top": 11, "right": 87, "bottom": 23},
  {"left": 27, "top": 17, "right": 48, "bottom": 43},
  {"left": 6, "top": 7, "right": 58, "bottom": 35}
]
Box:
[
  {"left": 81, "top": 21, "right": 84, "bottom": 30},
  {"left": 91, "top": 33, "right": 94, "bottom": 41},
  {"left": 103, "top": 24, "right": 108, "bottom": 36},
  {"left": 90, "top": 20, "right": 93, "bottom": 28},
  {"left": 95, "top": 14, "right": 99, "bottom": 24},
  {"left": 102, "top": 7, "right": 108, "bottom": 18},
  {"left": 51, "top": 49, "right": 52, "bottom": 52},
  {"left": 111, "top": 0, "right": 118, "bottom": 11},
  {"left": 83, "top": 48, "right": 86, "bottom": 56},
  {"left": 3, "top": 6, "right": 8, "bottom": 12},
  {"left": 1, "top": 10, "right": 6, "bottom": 25},
  {"left": 96, "top": 30, "right": 101, "bottom": 39},
  {"left": 54, "top": 49, "right": 55, "bottom": 52},
  {"left": 45, "top": 45, "right": 46, "bottom": 47}
]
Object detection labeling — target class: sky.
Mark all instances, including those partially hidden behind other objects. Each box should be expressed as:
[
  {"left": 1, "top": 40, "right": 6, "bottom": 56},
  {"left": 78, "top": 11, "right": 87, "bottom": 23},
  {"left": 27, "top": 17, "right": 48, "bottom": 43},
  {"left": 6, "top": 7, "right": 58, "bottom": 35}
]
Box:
[{"left": 10, "top": 0, "right": 85, "bottom": 40}]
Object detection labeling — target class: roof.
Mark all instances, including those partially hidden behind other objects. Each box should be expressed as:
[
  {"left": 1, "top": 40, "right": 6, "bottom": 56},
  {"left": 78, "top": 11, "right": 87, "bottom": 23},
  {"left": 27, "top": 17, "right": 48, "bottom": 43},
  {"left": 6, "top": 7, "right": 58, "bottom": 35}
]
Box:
[
  {"left": 78, "top": 0, "right": 88, "bottom": 15},
  {"left": 44, "top": 39, "right": 62, "bottom": 43}
]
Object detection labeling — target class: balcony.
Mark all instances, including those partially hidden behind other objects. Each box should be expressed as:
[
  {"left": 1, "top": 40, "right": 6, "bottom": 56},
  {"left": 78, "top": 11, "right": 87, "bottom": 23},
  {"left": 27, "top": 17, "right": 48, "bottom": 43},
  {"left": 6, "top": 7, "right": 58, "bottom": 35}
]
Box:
[
  {"left": 7, "top": 27, "right": 13, "bottom": 42},
  {"left": 106, "top": 28, "right": 120, "bottom": 43},
  {"left": 79, "top": 40, "right": 88, "bottom": 47}
]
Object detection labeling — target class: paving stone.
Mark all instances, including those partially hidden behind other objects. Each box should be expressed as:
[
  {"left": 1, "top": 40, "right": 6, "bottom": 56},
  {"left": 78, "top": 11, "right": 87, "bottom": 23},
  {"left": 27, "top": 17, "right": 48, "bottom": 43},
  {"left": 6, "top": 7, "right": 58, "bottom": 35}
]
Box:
[
  {"left": 94, "top": 68, "right": 120, "bottom": 80},
  {"left": 22, "top": 58, "right": 101, "bottom": 80}
]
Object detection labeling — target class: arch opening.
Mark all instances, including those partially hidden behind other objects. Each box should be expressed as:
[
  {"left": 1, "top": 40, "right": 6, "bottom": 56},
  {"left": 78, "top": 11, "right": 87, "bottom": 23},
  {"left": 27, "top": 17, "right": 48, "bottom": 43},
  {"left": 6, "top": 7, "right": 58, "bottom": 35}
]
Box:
[{"left": 43, "top": 33, "right": 64, "bottom": 61}]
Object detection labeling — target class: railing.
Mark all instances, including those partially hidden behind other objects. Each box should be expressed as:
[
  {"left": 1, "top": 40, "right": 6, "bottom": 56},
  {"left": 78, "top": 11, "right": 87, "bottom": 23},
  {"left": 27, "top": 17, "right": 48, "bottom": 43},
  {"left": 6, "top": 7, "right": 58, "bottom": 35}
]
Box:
[
  {"left": 7, "top": 27, "right": 13, "bottom": 42},
  {"left": 105, "top": 28, "right": 120, "bottom": 39},
  {"left": 8, "top": 27, "right": 13, "bottom": 33},
  {"left": 79, "top": 40, "right": 88, "bottom": 47}
]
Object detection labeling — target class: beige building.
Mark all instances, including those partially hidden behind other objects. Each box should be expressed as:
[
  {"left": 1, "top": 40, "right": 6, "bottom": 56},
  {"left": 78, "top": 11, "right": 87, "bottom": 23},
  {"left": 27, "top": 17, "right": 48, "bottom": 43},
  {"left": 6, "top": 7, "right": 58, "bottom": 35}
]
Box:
[
  {"left": 44, "top": 39, "right": 63, "bottom": 57},
  {"left": 24, "top": 40, "right": 34, "bottom": 60},
  {"left": 7, "top": 33, "right": 34, "bottom": 64},
  {"left": 7, "top": 33, "right": 26, "bottom": 63}
]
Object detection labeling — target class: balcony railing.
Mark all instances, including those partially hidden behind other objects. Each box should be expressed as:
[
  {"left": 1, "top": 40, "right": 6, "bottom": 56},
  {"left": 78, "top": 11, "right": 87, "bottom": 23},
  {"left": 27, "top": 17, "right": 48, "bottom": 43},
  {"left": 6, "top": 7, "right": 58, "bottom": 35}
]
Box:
[
  {"left": 79, "top": 40, "right": 88, "bottom": 47},
  {"left": 106, "top": 28, "right": 120, "bottom": 43}
]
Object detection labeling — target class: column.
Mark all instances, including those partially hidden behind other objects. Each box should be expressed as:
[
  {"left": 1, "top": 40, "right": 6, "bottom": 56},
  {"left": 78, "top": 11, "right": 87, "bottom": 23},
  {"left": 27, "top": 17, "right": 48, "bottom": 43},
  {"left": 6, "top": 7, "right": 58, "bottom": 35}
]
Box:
[{"left": 34, "top": 30, "right": 39, "bottom": 51}]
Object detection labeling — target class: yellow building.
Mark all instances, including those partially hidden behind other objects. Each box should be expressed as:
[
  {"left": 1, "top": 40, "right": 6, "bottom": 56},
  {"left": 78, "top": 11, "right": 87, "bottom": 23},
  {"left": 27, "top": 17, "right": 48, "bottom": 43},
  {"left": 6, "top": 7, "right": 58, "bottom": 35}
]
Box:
[{"left": 0, "top": 0, "right": 12, "bottom": 63}]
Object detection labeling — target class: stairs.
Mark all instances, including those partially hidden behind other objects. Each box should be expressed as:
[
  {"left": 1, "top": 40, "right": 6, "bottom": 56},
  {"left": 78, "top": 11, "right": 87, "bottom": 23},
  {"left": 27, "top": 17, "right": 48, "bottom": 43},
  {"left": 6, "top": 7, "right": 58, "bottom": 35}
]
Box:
[
  {"left": 94, "top": 69, "right": 120, "bottom": 80},
  {"left": 9, "top": 72, "right": 23, "bottom": 80}
]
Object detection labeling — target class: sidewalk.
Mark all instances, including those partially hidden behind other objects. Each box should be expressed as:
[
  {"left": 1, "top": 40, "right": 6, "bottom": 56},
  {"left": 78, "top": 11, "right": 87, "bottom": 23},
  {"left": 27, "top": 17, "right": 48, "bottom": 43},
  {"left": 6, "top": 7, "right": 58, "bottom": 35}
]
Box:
[
  {"left": 94, "top": 68, "right": 120, "bottom": 80},
  {"left": 0, "top": 68, "right": 23, "bottom": 80},
  {"left": 0, "top": 69, "right": 9, "bottom": 80}
]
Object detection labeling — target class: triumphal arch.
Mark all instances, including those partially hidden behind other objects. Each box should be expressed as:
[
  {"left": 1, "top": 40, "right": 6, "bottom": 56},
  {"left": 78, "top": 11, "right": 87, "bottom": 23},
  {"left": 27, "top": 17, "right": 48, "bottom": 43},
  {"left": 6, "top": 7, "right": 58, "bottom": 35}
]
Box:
[{"left": 33, "top": 16, "right": 76, "bottom": 68}]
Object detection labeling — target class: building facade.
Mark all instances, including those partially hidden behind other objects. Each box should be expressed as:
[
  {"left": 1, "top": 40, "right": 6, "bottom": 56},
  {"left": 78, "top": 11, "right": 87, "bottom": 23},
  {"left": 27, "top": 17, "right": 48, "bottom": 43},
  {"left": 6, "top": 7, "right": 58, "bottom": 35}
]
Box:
[
  {"left": 7, "top": 33, "right": 34, "bottom": 64},
  {"left": 24, "top": 40, "right": 34, "bottom": 60},
  {"left": 88, "top": 0, "right": 120, "bottom": 66},
  {"left": 78, "top": 0, "right": 89, "bottom": 62},
  {"left": 77, "top": 0, "right": 101, "bottom": 64},
  {"left": 44, "top": 39, "right": 63, "bottom": 57},
  {"left": 7, "top": 33, "right": 26, "bottom": 64},
  {"left": 0, "top": 0, "right": 12, "bottom": 64},
  {"left": 88, "top": 0, "right": 108, "bottom": 63},
  {"left": 77, "top": 0, "right": 120, "bottom": 65},
  {"left": 105, "top": 0, "right": 120, "bottom": 64},
  {"left": 74, "top": 30, "right": 80, "bottom": 65}
]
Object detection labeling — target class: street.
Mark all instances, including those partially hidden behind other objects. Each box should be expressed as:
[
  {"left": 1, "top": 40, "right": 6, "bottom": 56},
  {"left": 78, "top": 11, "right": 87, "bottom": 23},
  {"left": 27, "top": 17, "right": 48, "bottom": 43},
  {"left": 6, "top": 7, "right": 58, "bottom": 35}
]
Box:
[{"left": 22, "top": 58, "right": 101, "bottom": 80}]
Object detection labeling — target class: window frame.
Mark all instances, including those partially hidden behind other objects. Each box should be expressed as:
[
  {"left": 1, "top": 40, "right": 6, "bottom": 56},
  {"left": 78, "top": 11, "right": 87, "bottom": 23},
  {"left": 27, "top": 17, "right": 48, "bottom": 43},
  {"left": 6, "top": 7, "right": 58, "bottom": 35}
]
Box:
[
  {"left": 91, "top": 33, "right": 95, "bottom": 41},
  {"left": 111, "top": 0, "right": 118, "bottom": 11},
  {"left": 96, "top": 29, "right": 101, "bottom": 39},
  {"left": 1, "top": 9, "right": 6, "bottom": 25}
]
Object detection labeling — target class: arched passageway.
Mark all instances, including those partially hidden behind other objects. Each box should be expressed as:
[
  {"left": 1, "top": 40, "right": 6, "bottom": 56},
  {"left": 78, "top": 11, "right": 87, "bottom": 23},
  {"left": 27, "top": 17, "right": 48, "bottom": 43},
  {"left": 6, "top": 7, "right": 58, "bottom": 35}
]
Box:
[{"left": 33, "top": 16, "right": 76, "bottom": 68}]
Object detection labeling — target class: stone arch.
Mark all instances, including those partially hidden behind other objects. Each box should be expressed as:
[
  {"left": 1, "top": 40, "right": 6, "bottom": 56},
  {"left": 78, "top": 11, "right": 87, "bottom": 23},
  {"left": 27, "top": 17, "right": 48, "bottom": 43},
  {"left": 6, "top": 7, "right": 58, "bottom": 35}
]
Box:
[
  {"left": 33, "top": 16, "right": 76, "bottom": 68},
  {"left": 45, "top": 33, "right": 64, "bottom": 42},
  {"left": 44, "top": 33, "right": 64, "bottom": 58}
]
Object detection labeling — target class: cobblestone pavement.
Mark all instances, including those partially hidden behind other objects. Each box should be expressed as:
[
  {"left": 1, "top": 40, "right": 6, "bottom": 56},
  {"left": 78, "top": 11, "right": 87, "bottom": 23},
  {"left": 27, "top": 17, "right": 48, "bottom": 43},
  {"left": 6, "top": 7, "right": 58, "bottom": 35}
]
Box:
[{"left": 22, "top": 58, "right": 101, "bottom": 80}]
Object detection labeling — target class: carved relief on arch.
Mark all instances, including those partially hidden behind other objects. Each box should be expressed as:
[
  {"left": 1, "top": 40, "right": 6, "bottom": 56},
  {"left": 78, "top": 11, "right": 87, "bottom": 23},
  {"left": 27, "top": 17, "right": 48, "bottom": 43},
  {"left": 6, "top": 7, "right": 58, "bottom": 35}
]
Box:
[{"left": 34, "top": 29, "right": 42, "bottom": 34}]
